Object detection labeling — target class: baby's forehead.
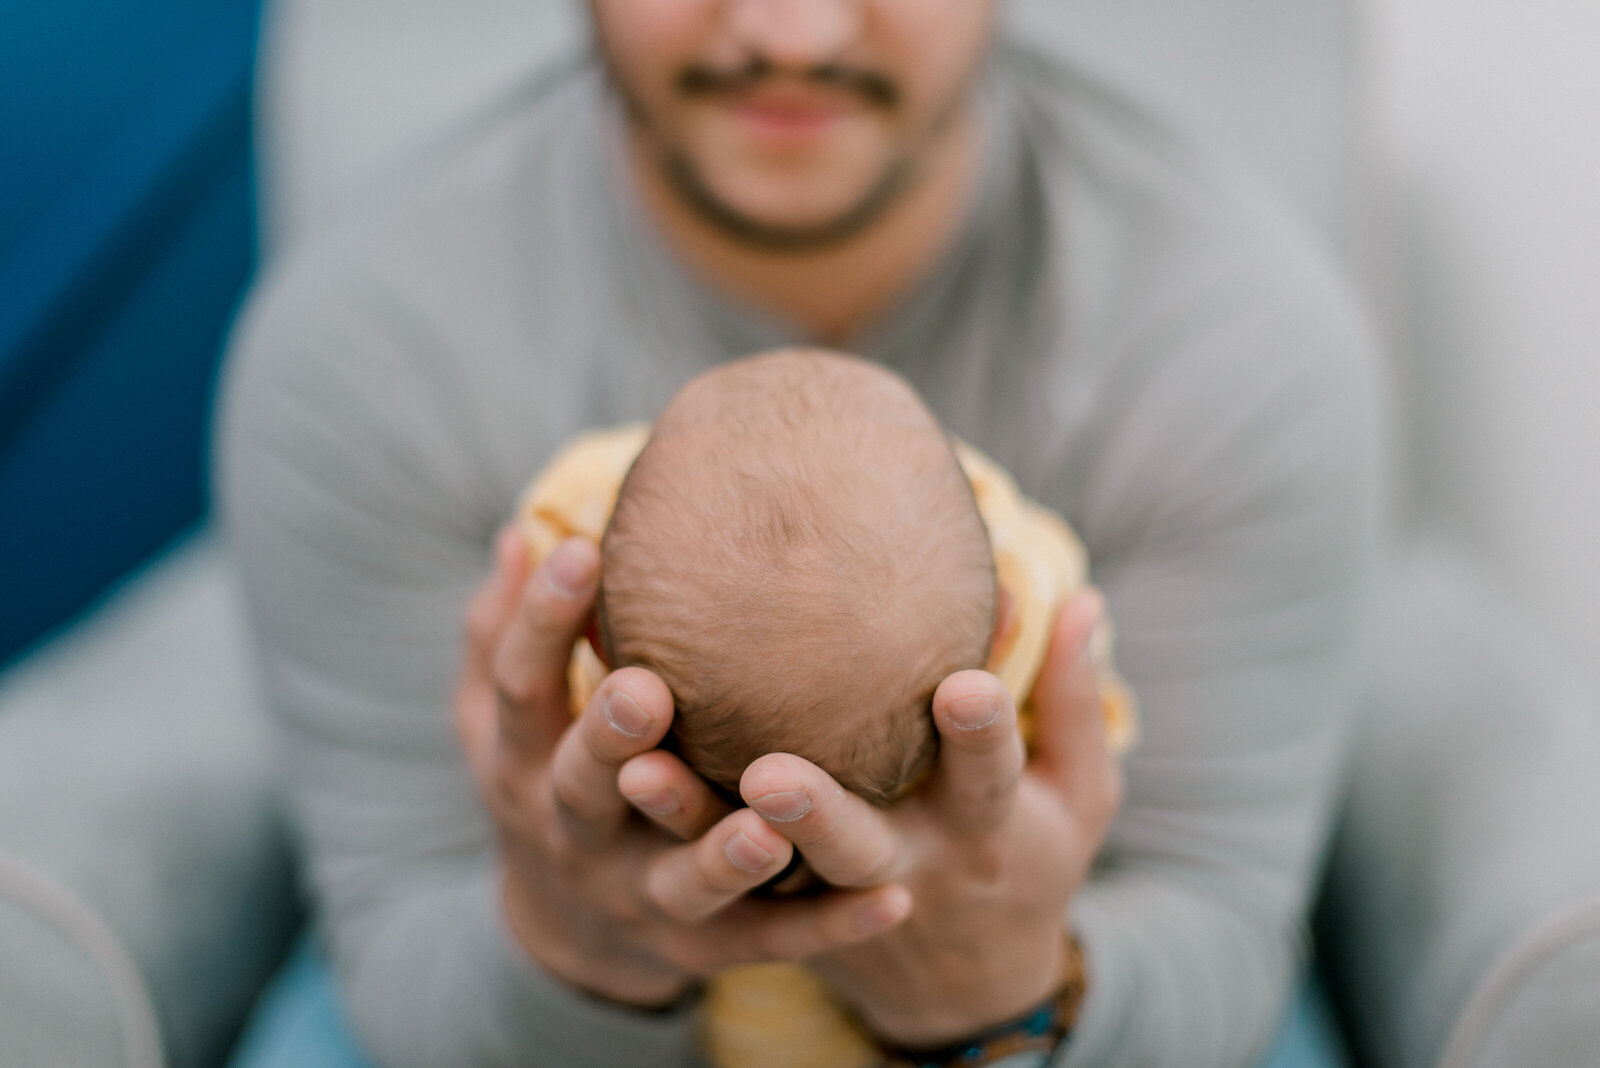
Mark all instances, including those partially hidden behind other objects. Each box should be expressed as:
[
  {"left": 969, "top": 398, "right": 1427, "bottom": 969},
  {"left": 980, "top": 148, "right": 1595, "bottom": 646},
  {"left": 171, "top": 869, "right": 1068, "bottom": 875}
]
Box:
[
  {"left": 662, "top": 348, "right": 925, "bottom": 417},
  {"left": 641, "top": 362, "right": 964, "bottom": 502},
  {"left": 598, "top": 350, "right": 998, "bottom": 803}
]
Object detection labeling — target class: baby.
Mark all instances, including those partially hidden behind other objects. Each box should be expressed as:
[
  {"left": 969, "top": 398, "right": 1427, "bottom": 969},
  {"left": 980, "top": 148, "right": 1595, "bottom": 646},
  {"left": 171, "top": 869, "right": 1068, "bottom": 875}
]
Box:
[
  {"left": 517, "top": 348, "right": 1133, "bottom": 806},
  {"left": 516, "top": 349, "right": 1132, "bottom": 1068}
]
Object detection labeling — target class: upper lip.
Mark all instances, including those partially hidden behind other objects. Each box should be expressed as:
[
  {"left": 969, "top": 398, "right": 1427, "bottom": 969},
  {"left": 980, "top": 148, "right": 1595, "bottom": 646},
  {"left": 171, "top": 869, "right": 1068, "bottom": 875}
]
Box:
[{"left": 723, "top": 84, "right": 857, "bottom": 118}]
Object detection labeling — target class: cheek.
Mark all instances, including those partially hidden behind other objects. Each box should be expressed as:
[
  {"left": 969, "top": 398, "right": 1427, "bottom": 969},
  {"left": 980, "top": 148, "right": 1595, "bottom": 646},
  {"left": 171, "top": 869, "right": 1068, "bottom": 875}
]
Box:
[
  {"left": 869, "top": 0, "right": 998, "bottom": 112},
  {"left": 588, "top": 0, "right": 713, "bottom": 101}
]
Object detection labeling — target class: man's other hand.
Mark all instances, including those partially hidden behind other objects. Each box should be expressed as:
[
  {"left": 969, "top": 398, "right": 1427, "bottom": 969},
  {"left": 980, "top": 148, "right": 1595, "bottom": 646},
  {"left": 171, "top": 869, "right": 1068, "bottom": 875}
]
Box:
[
  {"left": 454, "top": 530, "right": 914, "bottom": 1008},
  {"left": 739, "top": 590, "right": 1123, "bottom": 1045}
]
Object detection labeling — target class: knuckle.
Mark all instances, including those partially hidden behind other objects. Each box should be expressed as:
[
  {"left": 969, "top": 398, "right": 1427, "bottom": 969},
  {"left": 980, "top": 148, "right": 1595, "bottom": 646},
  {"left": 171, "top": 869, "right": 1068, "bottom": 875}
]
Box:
[
  {"left": 549, "top": 768, "right": 597, "bottom": 821},
  {"left": 464, "top": 598, "right": 496, "bottom": 649},
  {"left": 750, "top": 926, "right": 790, "bottom": 961},
  {"left": 485, "top": 777, "right": 519, "bottom": 826},
  {"left": 492, "top": 649, "right": 542, "bottom": 708},
  {"left": 581, "top": 709, "right": 628, "bottom": 766},
  {"left": 521, "top": 575, "right": 584, "bottom": 636},
  {"left": 543, "top": 831, "right": 587, "bottom": 880},
  {"left": 645, "top": 859, "right": 708, "bottom": 925},
  {"left": 963, "top": 838, "right": 1009, "bottom": 883},
  {"left": 673, "top": 863, "right": 733, "bottom": 920},
  {"left": 782, "top": 810, "right": 834, "bottom": 854},
  {"left": 488, "top": 759, "right": 528, "bottom": 816},
  {"left": 702, "top": 851, "right": 755, "bottom": 898},
  {"left": 831, "top": 850, "right": 890, "bottom": 889},
  {"left": 663, "top": 931, "right": 715, "bottom": 976},
  {"left": 487, "top": 765, "right": 555, "bottom": 845},
  {"left": 657, "top": 897, "right": 699, "bottom": 926},
  {"left": 693, "top": 849, "right": 734, "bottom": 895},
  {"left": 748, "top": 913, "right": 810, "bottom": 961},
  {"left": 809, "top": 906, "right": 859, "bottom": 954},
  {"left": 656, "top": 888, "right": 702, "bottom": 926},
  {"left": 643, "top": 868, "right": 678, "bottom": 917},
  {"left": 604, "top": 880, "right": 652, "bottom": 927},
  {"left": 960, "top": 774, "right": 1020, "bottom": 814},
  {"left": 455, "top": 691, "right": 489, "bottom": 754}
]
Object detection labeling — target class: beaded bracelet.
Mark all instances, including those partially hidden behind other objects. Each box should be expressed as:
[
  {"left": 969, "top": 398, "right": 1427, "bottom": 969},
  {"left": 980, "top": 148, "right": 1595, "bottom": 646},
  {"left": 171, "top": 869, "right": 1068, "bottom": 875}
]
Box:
[{"left": 879, "top": 932, "right": 1086, "bottom": 1068}]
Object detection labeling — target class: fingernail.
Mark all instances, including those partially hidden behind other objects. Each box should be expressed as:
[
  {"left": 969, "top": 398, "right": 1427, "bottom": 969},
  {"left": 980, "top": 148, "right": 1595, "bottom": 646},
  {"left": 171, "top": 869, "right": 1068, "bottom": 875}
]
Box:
[
  {"left": 948, "top": 695, "right": 1001, "bottom": 730},
  {"left": 545, "top": 539, "right": 595, "bottom": 600},
  {"left": 750, "top": 790, "right": 811, "bottom": 822},
  {"left": 724, "top": 832, "right": 775, "bottom": 873},
  {"left": 628, "top": 787, "right": 679, "bottom": 817},
  {"left": 605, "top": 690, "right": 652, "bottom": 737}
]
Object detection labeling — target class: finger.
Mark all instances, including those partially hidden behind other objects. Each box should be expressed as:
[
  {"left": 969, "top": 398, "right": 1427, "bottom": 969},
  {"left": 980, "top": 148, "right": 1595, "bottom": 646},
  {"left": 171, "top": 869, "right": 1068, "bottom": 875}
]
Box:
[
  {"left": 549, "top": 667, "right": 675, "bottom": 840},
  {"left": 741, "top": 754, "right": 903, "bottom": 888},
  {"left": 490, "top": 537, "right": 600, "bottom": 759},
  {"left": 457, "top": 527, "right": 531, "bottom": 771},
  {"left": 714, "top": 884, "right": 914, "bottom": 965},
  {"left": 465, "top": 527, "right": 528, "bottom": 687},
  {"left": 618, "top": 749, "right": 736, "bottom": 840},
  {"left": 1030, "top": 589, "right": 1122, "bottom": 828},
  {"left": 928, "top": 669, "right": 1026, "bottom": 835},
  {"left": 644, "top": 808, "right": 795, "bottom": 923}
]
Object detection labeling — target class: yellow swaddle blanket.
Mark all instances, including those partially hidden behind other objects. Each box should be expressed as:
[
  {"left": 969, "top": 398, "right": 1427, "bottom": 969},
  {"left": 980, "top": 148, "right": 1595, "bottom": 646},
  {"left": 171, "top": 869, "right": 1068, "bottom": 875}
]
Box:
[{"left": 516, "top": 424, "right": 1136, "bottom": 1068}]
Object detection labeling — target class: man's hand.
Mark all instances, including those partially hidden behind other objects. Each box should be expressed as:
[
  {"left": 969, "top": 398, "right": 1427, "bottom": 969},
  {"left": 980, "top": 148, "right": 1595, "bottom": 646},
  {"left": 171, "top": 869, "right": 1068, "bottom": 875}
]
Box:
[
  {"left": 742, "top": 591, "right": 1122, "bottom": 1045},
  {"left": 454, "top": 530, "right": 914, "bottom": 1008}
]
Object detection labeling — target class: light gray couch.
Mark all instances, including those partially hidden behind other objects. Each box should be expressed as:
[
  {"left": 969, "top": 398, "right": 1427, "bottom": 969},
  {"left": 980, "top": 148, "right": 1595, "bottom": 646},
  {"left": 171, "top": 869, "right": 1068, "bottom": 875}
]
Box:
[
  {"left": 0, "top": 537, "right": 299, "bottom": 1068},
  {"left": 1320, "top": 543, "right": 1600, "bottom": 1067},
  {"left": 3, "top": 2, "right": 1597, "bottom": 1066}
]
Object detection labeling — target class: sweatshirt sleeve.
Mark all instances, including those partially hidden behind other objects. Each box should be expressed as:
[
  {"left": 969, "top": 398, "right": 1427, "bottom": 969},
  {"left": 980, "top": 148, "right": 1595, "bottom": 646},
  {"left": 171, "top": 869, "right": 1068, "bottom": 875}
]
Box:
[
  {"left": 215, "top": 259, "right": 700, "bottom": 1068},
  {"left": 1049, "top": 254, "right": 1387, "bottom": 1067}
]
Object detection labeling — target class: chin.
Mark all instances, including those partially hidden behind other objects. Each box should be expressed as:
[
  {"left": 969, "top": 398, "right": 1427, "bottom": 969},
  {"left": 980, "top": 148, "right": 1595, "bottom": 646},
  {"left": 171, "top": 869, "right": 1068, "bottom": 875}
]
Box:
[
  {"left": 731, "top": 190, "right": 868, "bottom": 232},
  {"left": 675, "top": 158, "right": 912, "bottom": 252}
]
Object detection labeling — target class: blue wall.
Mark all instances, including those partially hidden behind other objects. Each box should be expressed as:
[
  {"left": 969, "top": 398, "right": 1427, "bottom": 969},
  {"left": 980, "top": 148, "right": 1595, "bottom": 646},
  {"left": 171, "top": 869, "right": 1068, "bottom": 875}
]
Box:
[{"left": 0, "top": 0, "right": 261, "bottom": 668}]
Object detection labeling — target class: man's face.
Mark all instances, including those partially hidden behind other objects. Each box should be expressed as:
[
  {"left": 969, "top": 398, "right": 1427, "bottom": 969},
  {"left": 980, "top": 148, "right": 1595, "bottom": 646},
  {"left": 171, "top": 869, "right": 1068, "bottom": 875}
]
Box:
[{"left": 588, "top": 0, "right": 999, "bottom": 250}]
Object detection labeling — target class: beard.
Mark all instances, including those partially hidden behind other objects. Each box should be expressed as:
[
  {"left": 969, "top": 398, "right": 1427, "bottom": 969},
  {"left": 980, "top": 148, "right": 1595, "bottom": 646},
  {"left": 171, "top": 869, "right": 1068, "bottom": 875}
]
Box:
[
  {"left": 600, "top": 50, "right": 965, "bottom": 254},
  {"left": 657, "top": 143, "right": 917, "bottom": 254}
]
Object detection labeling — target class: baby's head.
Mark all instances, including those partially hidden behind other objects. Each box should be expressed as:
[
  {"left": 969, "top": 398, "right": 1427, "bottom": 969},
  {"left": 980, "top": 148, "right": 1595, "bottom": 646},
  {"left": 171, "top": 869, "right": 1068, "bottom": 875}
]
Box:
[{"left": 597, "top": 350, "right": 996, "bottom": 804}]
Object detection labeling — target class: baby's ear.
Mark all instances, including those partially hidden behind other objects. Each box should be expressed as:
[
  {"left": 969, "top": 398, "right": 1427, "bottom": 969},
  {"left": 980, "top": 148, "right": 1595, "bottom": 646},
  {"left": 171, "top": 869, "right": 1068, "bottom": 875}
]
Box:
[{"left": 990, "top": 585, "right": 1017, "bottom": 658}]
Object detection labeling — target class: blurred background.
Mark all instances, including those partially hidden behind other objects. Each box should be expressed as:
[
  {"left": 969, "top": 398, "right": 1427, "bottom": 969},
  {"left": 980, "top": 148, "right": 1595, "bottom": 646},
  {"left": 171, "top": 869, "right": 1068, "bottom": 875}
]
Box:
[
  {"left": 1366, "top": 0, "right": 1600, "bottom": 684},
  {"left": 0, "top": 2, "right": 1595, "bottom": 1066},
  {"left": 0, "top": 0, "right": 257, "bottom": 667},
  {"left": 2, "top": 0, "right": 1595, "bottom": 680}
]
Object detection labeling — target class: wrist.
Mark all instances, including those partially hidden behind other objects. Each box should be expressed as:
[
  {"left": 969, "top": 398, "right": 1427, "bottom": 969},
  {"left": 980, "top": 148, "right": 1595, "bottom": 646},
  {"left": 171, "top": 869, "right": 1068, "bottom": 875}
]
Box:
[
  {"left": 877, "top": 931, "right": 1086, "bottom": 1068},
  {"left": 867, "top": 920, "right": 1070, "bottom": 1047},
  {"left": 500, "top": 872, "right": 693, "bottom": 1010}
]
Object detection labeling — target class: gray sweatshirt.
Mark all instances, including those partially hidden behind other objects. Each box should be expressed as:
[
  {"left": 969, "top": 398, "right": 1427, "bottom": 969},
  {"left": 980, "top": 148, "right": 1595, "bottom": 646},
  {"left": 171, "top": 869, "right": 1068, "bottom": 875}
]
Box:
[{"left": 218, "top": 41, "right": 1385, "bottom": 1068}]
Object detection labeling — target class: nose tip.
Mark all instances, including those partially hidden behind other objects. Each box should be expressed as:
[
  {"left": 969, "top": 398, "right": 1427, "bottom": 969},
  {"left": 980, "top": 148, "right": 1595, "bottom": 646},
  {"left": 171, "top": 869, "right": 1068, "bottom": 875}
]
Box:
[{"left": 725, "top": 0, "right": 861, "bottom": 69}]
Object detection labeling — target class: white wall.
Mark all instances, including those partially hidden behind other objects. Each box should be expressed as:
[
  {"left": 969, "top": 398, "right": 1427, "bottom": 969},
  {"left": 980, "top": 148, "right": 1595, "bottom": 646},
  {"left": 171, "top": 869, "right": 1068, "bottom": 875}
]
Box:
[{"left": 1364, "top": 0, "right": 1600, "bottom": 681}]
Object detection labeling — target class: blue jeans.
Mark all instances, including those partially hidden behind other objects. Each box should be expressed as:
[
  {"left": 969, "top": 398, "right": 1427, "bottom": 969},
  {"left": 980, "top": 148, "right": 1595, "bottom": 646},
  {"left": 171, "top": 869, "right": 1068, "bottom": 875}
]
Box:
[{"left": 229, "top": 938, "right": 1348, "bottom": 1068}]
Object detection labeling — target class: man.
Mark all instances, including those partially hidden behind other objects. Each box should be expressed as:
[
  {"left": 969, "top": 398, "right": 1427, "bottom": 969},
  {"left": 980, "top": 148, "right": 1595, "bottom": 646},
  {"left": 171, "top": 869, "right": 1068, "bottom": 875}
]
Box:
[{"left": 220, "top": 2, "right": 1382, "bottom": 1066}]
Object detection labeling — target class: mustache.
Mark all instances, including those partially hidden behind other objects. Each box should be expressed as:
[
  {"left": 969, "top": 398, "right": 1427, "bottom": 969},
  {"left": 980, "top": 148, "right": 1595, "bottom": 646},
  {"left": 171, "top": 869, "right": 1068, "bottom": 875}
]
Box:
[{"left": 677, "top": 56, "right": 899, "bottom": 108}]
